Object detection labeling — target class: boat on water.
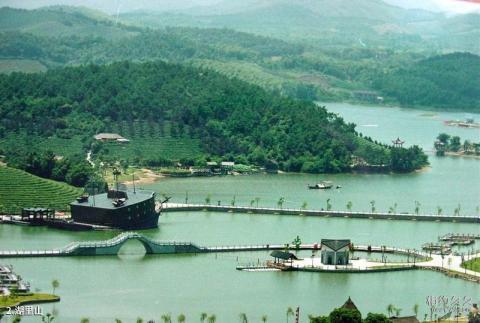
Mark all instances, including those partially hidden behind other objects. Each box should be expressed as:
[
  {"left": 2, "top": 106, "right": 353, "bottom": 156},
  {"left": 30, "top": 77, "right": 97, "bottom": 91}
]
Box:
[
  {"left": 444, "top": 118, "right": 480, "bottom": 129},
  {"left": 70, "top": 189, "right": 160, "bottom": 230},
  {"left": 308, "top": 181, "right": 333, "bottom": 189}
]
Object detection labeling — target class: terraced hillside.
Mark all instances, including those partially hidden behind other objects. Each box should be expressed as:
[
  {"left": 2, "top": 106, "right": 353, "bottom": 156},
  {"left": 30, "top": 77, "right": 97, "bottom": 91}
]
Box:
[
  {"left": 97, "top": 120, "right": 203, "bottom": 163},
  {"left": 0, "top": 166, "right": 83, "bottom": 214}
]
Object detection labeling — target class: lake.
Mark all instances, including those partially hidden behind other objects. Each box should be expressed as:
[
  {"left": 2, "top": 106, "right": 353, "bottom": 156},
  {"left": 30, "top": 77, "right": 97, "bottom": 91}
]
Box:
[{"left": 3, "top": 102, "right": 479, "bottom": 322}]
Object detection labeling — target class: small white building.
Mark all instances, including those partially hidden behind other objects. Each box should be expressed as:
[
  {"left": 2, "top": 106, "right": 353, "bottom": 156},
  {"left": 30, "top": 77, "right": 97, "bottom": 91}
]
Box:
[
  {"left": 321, "top": 239, "right": 351, "bottom": 265},
  {"left": 221, "top": 161, "right": 235, "bottom": 169},
  {"left": 94, "top": 133, "right": 130, "bottom": 143}
]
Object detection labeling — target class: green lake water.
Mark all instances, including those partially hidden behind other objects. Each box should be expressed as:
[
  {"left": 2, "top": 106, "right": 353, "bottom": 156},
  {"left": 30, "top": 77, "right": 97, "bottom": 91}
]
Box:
[{"left": 2, "top": 103, "right": 479, "bottom": 322}]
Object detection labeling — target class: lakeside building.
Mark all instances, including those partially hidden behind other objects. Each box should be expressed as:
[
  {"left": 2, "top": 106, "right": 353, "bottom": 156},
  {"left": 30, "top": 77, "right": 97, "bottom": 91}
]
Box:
[
  {"left": 320, "top": 239, "right": 351, "bottom": 265},
  {"left": 70, "top": 189, "right": 159, "bottom": 230},
  {"left": 352, "top": 90, "right": 384, "bottom": 103},
  {"left": 93, "top": 133, "right": 130, "bottom": 143},
  {"left": 270, "top": 251, "right": 298, "bottom": 264},
  {"left": 0, "top": 265, "right": 30, "bottom": 293},
  {"left": 20, "top": 208, "right": 55, "bottom": 225}
]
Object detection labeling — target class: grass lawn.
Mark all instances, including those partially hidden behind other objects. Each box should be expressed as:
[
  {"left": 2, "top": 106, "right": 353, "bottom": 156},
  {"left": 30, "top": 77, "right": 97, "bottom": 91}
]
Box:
[
  {"left": 101, "top": 136, "right": 202, "bottom": 162},
  {"left": 98, "top": 120, "right": 203, "bottom": 162},
  {"left": 0, "top": 293, "right": 59, "bottom": 310},
  {"left": 462, "top": 257, "right": 480, "bottom": 273}
]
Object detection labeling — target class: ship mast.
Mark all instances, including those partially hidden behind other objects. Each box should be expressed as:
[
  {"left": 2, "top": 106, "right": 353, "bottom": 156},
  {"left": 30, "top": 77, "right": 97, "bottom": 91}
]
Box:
[{"left": 132, "top": 173, "right": 136, "bottom": 194}]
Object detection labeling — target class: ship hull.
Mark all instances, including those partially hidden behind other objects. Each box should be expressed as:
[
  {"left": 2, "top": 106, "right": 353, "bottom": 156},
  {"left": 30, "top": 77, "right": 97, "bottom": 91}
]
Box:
[{"left": 71, "top": 191, "right": 159, "bottom": 230}]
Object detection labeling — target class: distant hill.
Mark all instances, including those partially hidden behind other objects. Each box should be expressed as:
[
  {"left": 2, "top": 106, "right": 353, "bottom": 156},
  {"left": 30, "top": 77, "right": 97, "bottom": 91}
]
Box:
[
  {"left": 0, "top": 0, "right": 220, "bottom": 14},
  {"left": 0, "top": 7, "right": 476, "bottom": 111},
  {"left": 0, "top": 6, "right": 139, "bottom": 39},
  {"left": 0, "top": 165, "right": 82, "bottom": 214},
  {"left": 120, "top": 0, "right": 479, "bottom": 53},
  {"left": 372, "top": 52, "right": 480, "bottom": 110}
]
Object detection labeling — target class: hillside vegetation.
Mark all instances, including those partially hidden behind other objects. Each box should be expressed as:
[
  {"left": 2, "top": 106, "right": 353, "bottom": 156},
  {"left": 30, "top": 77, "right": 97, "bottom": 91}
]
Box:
[
  {"left": 0, "top": 61, "right": 427, "bottom": 173},
  {"left": 0, "top": 6, "right": 139, "bottom": 39},
  {"left": 372, "top": 53, "right": 480, "bottom": 110},
  {"left": 0, "top": 165, "right": 82, "bottom": 214},
  {"left": 0, "top": 7, "right": 477, "bottom": 111},
  {"left": 120, "top": 0, "right": 480, "bottom": 53}
]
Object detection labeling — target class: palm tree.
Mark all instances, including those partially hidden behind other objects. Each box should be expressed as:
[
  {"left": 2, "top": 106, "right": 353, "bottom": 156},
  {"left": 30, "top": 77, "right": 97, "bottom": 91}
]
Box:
[
  {"left": 239, "top": 313, "right": 248, "bottom": 323},
  {"left": 301, "top": 201, "right": 308, "bottom": 210},
  {"left": 286, "top": 307, "right": 294, "bottom": 323},
  {"left": 394, "top": 308, "right": 402, "bottom": 317},
  {"left": 250, "top": 199, "right": 255, "bottom": 207},
  {"left": 413, "top": 304, "right": 419, "bottom": 318},
  {"left": 387, "top": 304, "right": 395, "bottom": 317},
  {"left": 207, "top": 315, "right": 216, "bottom": 323},
  {"left": 41, "top": 314, "right": 56, "bottom": 323},
  {"left": 414, "top": 201, "right": 420, "bottom": 215},
  {"left": 454, "top": 204, "right": 461, "bottom": 216},
  {"left": 463, "top": 139, "right": 472, "bottom": 153},
  {"left": 346, "top": 201, "right": 352, "bottom": 212},
  {"left": 261, "top": 315, "right": 268, "bottom": 322},
  {"left": 437, "top": 206, "right": 442, "bottom": 215},
  {"left": 80, "top": 319, "right": 90, "bottom": 323},
  {"left": 200, "top": 313, "right": 208, "bottom": 323},
  {"left": 370, "top": 200, "right": 376, "bottom": 213},
  {"left": 205, "top": 195, "right": 211, "bottom": 205},
  {"left": 231, "top": 196, "right": 236, "bottom": 206},
  {"left": 326, "top": 198, "right": 332, "bottom": 211},
  {"left": 292, "top": 236, "right": 302, "bottom": 250},
  {"left": 51, "top": 279, "right": 59, "bottom": 295},
  {"left": 277, "top": 197, "right": 285, "bottom": 209},
  {"left": 161, "top": 314, "right": 172, "bottom": 323},
  {"left": 177, "top": 314, "right": 186, "bottom": 323}
]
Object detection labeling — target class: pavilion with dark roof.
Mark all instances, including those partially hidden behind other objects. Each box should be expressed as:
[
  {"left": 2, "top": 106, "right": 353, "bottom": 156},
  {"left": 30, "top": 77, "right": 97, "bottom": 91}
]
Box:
[
  {"left": 321, "top": 239, "right": 351, "bottom": 265},
  {"left": 270, "top": 251, "right": 298, "bottom": 264},
  {"left": 341, "top": 297, "right": 359, "bottom": 311}
]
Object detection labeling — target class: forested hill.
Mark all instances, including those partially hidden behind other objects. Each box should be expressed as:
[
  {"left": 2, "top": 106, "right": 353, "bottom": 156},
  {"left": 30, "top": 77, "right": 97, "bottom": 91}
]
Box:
[
  {"left": 0, "top": 61, "right": 427, "bottom": 173},
  {"left": 119, "top": 0, "right": 480, "bottom": 54},
  {"left": 0, "top": 6, "right": 139, "bottom": 38},
  {"left": 0, "top": 7, "right": 478, "bottom": 111},
  {"left": 0, "top": 27, "right": 304, "bottom": 65},
  {"left": 372, "top": 53, "right": 480, "bottom": 111}
]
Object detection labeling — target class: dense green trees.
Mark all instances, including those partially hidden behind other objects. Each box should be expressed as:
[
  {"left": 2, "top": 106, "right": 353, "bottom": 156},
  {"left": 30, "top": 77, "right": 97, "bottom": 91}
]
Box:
[
  {"left": 1, "top": 7, "right": 477, "bottom": 111},
  {"left": 0, "top": 61, "right": 427, "bottom": 173},
  {"left": 372, "top": 53, "right": 480, "bottom": 111},
  {"left": 3, "top": 148, "right": 98, "bottom": 187},
  {"left": 309, "top": 308, "right": 391, "bottom": 323},
  {"left": 390, "top": 146, "right": 429, "bottom": 172},
  {"left": 434, "top": 133, "right": 480, "bottom": 156}
]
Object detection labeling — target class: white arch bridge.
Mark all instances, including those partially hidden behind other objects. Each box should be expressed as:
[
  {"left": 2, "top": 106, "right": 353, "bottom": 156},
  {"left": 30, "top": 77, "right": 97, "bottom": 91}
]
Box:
[{"left": 0, "top": 232, "right": 434, "bottom": 259}]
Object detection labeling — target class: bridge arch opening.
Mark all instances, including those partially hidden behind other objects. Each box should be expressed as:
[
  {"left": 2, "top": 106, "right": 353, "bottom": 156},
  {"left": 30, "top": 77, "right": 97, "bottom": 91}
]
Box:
[{"left": 117, "top": 238, "right": 148, "bottom": 257}]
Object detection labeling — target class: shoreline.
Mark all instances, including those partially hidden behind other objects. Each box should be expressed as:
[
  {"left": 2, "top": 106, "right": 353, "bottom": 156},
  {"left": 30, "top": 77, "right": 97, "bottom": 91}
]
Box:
[
  {"left": 120, "top": 164, "right": 433, "bottom": 185},
  {"left": 122, "top": 168, "right": 165, "bottom": 186},
  {"left": 318, "top": 100, "right": 480, "bottom": 115},
  {"left": 444, "top": 152, "right": 480, "bottom": 160}
]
